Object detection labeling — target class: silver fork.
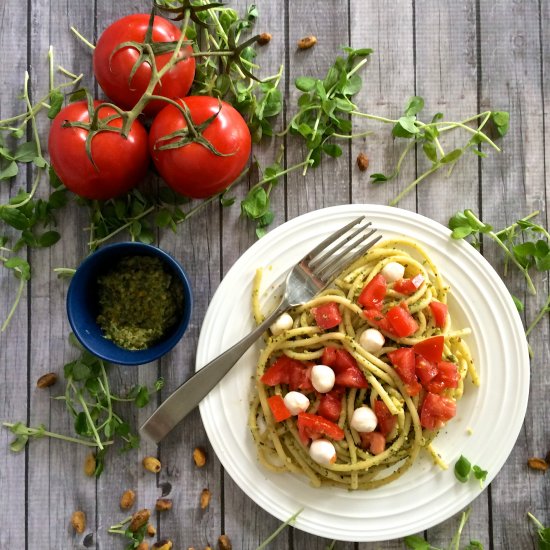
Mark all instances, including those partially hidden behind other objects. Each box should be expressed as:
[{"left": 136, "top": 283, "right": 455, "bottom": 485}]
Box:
[{"left": 140, "top": 216, "right": 380, "bottom": 443}]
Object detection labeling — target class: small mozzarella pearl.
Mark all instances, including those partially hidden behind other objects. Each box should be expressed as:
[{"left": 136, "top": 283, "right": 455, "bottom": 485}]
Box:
[
  {"left": 269, "top": 312, "right": 294, "bottom": 336},
  {"left": 381, "top": 261, "right": 405, "bottom": 283},
  {"left": 283, "top": 391, "right": 310, "bottom": 415},
  {"left": 350, "top": 406, "right": 378, "bottom": 433},
  {"left": 359, "top": 328, "right": 385, "bottom": 354},
  {"left": 310, "top": 364, "right": 335, "bottom": 393},
  {"left": 309, "top": 439, "right": 337, "bottom": 465}
]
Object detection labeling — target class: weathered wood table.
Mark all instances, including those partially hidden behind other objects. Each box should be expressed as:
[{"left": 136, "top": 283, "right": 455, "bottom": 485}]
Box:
[{"left": 1, "top": 1, "right": 548, "bottom": 548}]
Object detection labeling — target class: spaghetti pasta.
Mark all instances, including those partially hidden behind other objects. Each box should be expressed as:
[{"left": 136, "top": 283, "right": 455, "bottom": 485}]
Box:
[{"left": 249, "top": 238, "right": 478, "bottom": 490}]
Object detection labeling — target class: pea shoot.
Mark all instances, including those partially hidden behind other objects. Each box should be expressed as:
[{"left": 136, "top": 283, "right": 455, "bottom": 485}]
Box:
[
  {"left": 3, "top": 335, "right": 164, "bottom": 477},
  {"left": 454, "top": 455, "right": 488, "bottom": 487}
]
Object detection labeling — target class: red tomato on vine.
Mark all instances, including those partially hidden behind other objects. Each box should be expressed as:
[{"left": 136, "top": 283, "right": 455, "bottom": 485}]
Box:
[
  {"left": 48, "top": 101, "right": 150, "bottom": 200},
  {"left": 93, "top": 14, "right": 195, "bottom": 116},
  {"left": 149, "top": 96, "right": 252, "bottom": 199}
]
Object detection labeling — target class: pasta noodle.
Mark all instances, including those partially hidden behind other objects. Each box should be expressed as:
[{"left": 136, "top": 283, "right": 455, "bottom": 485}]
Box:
[{"left": 249, "top": 238, "right": 479, "bottom": 490}]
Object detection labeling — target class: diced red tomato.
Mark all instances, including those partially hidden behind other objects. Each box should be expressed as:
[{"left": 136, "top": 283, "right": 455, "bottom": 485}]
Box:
[
  {"left": 334, "top": 366, "right": 369, "bottom": 388},
  {"left": 364, "top": 309, "right": 393, "bottom": 333},
  {"left": 387, "top": 347, "right": 421, "bottom": 396},
  {"left": 321, "top": 347, "right": 356, "bottom": 373},
  {"left": 311, "top": 302, "right": 342, "bottom": 330},
  {"left": 415, "top": 356, "right": 438, "bottom": 385},
  {"left": 425, "top": 361, "right": 460, "bottom": 394},
  {"left": 267, "top": 395, "right": 292, "bottom": 422},
  {"left": 358, "top": 274, "right": 387, "bottom": 310},
  {"left": 321, "top": 346, "right": 337, "bottom": 367},
  {"left": 360, "top": 431, "right": 386, "bottom": 455},
  {"left": 393, "top": 274, "right": 425, "bottom": 295},
  {"left": 386, "top": 305, "right": 419, "bottom": 338},
  {"left": 420, "top": 392, "right": 457, "bottom": 430},
  {"left": 261, "top": 355, "right": 313, "bottom": 392},
  {"left": 374, "top": 400, "right": 397, "bottom": 437},
  {"left": 297, "top": 412, "right": 345, "bottom": 441},
  {"left": 317, "top": 390, "right": 342, "bottom": 422},
  {"left": 413, "top": 335, "right": 444, "bottom": 362},
  {"left": 429, "top": 301, "right": 448, "bottom": 328}
]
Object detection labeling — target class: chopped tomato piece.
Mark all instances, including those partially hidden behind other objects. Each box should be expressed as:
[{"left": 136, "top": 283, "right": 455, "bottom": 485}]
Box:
[
  {"left": 334, "top": 365, "right": 369, "bottom": 388},
  {"left": 321, "top": 347, "right": 357, "bottom": 373},
  {"left": 311, "top": 302, "right": 342, "bottom": 330},
  {"left": 317, "top": 390, "right": 342, "bottom": 422},
  {"left": 429, "top": 301, "right": 448, "bottom": 328},
  {"left": 413, "top": 335, "right": 445, "bottom": 362},
  {"left": 297, "top": 412, "right": 345, "bottom": 441},
  {"left": 260, "top": 355, "right": 290, "bottom": 386},
  {"left": 388, "top": 347, "right": 421, "bottom": 396},
  {"left": 261, "top": 355, "right": 313, "bottom": 392},
  {"left": 386, "top": 305, "right": 419, "bottom": 337},
  {"left": 415, "top": 356, "right": 438, "bottom": 385},
  {"left": 267, "top": 395, "right": 292, "bottom": 422},
  {"left": 321, "top": 346, "right": 337, "bottom": 367},
  {"left": 374, "top": 400, "right": 397, "bottom": 437},
  {"left": 358, "top": 274, "right": 387, "bottom": 310},
  {"left": 364, "top": 308, "right": 394, "bottom": 334},
  {"left": 393, "top": 274, "right": 425, "bottom": 295},
  {"left": 420, "top": 392, "right": 457, "bottom": 430},
  {"left": 360, "top": 431, "right": 386, "bottom": 455},
  {"left": 426, "top": 361, "right": 460, "bottom": 394}
]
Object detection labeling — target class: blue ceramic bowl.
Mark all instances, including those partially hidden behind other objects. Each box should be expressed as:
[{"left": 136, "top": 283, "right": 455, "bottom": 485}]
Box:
[{"left": 67, "top": 242, "right": 193, "bottom": 366}]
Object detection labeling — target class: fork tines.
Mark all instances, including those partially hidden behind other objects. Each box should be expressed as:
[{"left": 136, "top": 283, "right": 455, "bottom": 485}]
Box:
[{"left": 306, "top": 216, "right": 381, "bottom": 282}]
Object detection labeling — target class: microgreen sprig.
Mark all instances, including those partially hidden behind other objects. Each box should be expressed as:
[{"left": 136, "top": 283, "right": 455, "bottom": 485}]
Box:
[
  {"left": 527, "top": 513, "right": 550, "bottom": 550},
  {"left": 405, "top": 507, "right": 483, "bottom": 550},
  {"left": 108, "top": 515, "right": 149, "bottom": 550},
  {"left": 454, "top": 455, "right": 488, "bottom": 487},
  {"left": 3, "top": 335, "right": 164, "bottom": 476}
]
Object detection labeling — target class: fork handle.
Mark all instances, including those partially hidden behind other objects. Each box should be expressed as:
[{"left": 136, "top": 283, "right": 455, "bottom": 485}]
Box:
[{"left": 139, "top": 298, "right": 290, "bottom": 444}]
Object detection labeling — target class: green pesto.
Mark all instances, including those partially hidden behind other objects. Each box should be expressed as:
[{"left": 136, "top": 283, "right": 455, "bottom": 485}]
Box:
[{"left": 96, "top": 255, "right": 183, "bottom": 350}]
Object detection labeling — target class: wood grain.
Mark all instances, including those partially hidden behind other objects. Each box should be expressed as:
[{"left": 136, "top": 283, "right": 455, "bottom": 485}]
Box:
[{"left": 0, "top": 0, "right": 548, "bottom": 548}]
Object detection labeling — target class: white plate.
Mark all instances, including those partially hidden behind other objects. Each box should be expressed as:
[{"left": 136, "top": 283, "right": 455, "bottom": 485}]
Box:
[{"left": 196, "top": 204, "right": 529, "bottom": 542}]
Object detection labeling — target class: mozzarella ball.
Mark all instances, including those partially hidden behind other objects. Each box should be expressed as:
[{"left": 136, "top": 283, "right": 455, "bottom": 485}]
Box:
[
  {"left": 311, "top": 364, "right": 335, "bottom": 393},
  {"left": 309, "top": 439, "right": 337, "bottom": 465},
  {"left": 359, "top": 328, "right": 385, "bottom": 354},
  {"left": 283, "top": 391, "right": 310, "bottom": 415},
  {"left": 381, "top": 261, "right": 405, "bottom": 283},
  {"left": 350, "top": 406, "right": 378, "bottom": 433},
  {"left": 269, "top": 312, "right": 294, "bottom": 336}
]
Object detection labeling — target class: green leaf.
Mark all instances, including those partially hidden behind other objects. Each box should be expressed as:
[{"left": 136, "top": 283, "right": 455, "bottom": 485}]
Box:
[
  {"left": 38, "top": 231, "right": 61, "bottom": 248},
  {"left": 154, "top": 378, "right": 165, "bottom": 391},
  {"left": 295, "top": 77, "right": 316, "bottom": 92},
  {"left": 472, "top": 465, "right": 488, "bottom": 482},
  {"left": 454, "top": 455, "right": 472, "bottom": 483},
  {"left": 74, "top": 412, "right": 89, "bottom": 435},
  {"left": 440, "top": 148, "right": 463, "bottom": 164},
  {"left": 392, "top": 117, "right": 418, "bottom": 138},
  {"left": 155, "top": 209, "right": 173, "bottom": 228},
  {"left": 220, "top": 196, "right": 235, "bottom": 207},
  {"left": 370, "top": 173, "right": 391, "bottom": 183},
  {"left": 10, "top": 434, "right": 29, "bottom": 452},
  {"left": 48, "top": 90, "right": 64, "bottom": 119},
  {"left": 451, "top": 226, "right": 474, "bottom": 239},
  {"left": 14, "top": 142, "right": 39, "bottom": 163},
  {"left": 512, "top": 295, "right": 524, "bottom": 312},
  {"left": 491, "top": 111, "right": 509, "bottom": 137},
  {"left": 423, "top": 142, "right": 438, "bottom": 163},
  {"left": 134, "top": 386, "right": 150, "bottom": 408},
  {"left": 431, "top": 112, "right": 444, "bottom": 123},
  {"left": 404, "top": 96, "right": 425, "bottom": 117},
  {"left": 403, "top": 535, "right": 431, "bottom": 549},
  {"left": 241, "top": 187, "right": 269, "bottom": 219},
  {"left": 342, "top": 74, "right": 362, "bottom": 96},
  {"left": 0, "top": 161, "right": 18, "bottom": 180},
  {"left": 464, "top": 542, "right": 484, "bottom": 550},
  {"left": 4, "top": 257, "right": 31, "bottom": 280},
  {"left": 71, "top": 361, "right": 91, "bottom": 381},
  {"left": 48, "top": 166, "right": 64, "bottom": 189},
  {"left": 322, "top": 143, "right": 342, "bottom": 158}
]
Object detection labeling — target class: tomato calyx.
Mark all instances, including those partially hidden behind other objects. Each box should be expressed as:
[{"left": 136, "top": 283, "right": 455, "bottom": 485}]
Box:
[
  {"left": 152, "top": 99, "right": 235, "bottom": 157},
  {"left": 109, "top": 10, "right": 193, "bottom": 91},
  {"left": 155, "top": 0, "right": 225, "bottom": 29}
]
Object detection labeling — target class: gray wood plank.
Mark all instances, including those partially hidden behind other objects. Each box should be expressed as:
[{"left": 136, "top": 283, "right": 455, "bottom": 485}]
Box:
[
  {"left": 219, "top": 1, "right": 292, "bottom": 548},
  {"left": 479, "top": 0, "right": 548, "bottom": 548},
  {"left": 26, "top": 2, "right": 97, "bottom": 548},
  {"left": 414, "top": 1, "right": 489, "bottom": 546},
  {"left": 286, "top": 1, "right": 354, "bottom": 548},
  {"left": 0, "top": 1, "right": 29, "bottom": 547},
  {"left": 350, "top": 0, "right": 417, "bottom": 214}
]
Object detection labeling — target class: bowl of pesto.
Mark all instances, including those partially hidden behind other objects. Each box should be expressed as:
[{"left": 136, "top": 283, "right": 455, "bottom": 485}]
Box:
[{"left": 67, "top": 242, "right": 193, "bottom": 366}]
